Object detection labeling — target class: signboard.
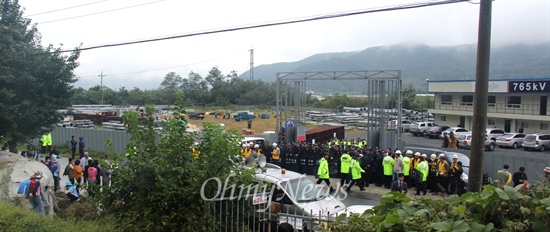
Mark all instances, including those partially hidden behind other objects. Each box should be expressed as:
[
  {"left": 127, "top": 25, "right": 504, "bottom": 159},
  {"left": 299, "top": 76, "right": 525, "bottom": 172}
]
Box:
[
  {"left": 278, "top": 216, "right": 303, "bottom": 230},
  {"left": 297, "top": 135, "right": 305, "bottom": 142},
  {"left": 472, "top": 81, "right": 508, "bottom": 93},
  {"left": 508, "top": 80, "right": 550, "bottom": 93},
  {"left": 252, "top": 195, "right": 268, "bottom": 205}
]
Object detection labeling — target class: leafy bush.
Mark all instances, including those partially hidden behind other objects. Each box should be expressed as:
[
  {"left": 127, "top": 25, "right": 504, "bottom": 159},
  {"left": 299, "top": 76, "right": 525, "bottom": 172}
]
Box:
[
  {"left": 97, "top": 92, "right": 256, "bottom": 231},
  {"left": 0, "top": 200, "right": 119, "bottom": 232},
  {"left": 326, "top": 183, "right": 550, "bottom": 232}
]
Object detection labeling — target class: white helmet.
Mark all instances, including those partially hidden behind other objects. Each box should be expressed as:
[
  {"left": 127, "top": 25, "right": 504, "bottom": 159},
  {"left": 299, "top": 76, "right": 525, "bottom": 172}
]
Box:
[
  {"left": 242, "top": 144, "right": 247, "bottom": 148},
  {"left": 438, "top": 154, "right": 445, "bottom": 158},
  {"left": 254, "top": 144, "right": 259, "bottom": 149},
  {"left": 431, "top": 154, "right": 437, "bottom": 160},
  {"left": 414, "top": 152, "right": 421, "bottom": 156},
  {"left": 422, "top": 154, "right": 427, "bottom": 158},
  {"left": 193, "top": 142, "right": 199, "bottom": 146},
  {"left": 395, "top": 150, "right": 402, "bottom": 155},
  {"left": 453, "top": 154, "right": 458, "bottom": 159},
  {"left": 272, "top": 143, "right": 277, "bottom": 147},
  {"left": 406, "top": 150, "right": 413, "bottom": 155}
]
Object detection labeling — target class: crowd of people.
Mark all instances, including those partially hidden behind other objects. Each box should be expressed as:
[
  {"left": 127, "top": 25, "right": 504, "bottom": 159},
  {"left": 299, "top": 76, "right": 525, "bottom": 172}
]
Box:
[
  {"left": 12, "top": 134, "right": 112, "bottom": 216},
  {"left": 243, "top": 137, "right": 550, "bottom": 197},
  {"left": 242, "top": 138, "right": 468, "bottom": 196}
]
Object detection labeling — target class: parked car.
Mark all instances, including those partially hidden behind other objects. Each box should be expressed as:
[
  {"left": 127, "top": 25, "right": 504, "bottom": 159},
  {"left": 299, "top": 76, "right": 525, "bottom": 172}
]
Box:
[
  {"left": 187, "top": 112, "right": 205, "bottom": 120},
  {"left": 427, "top": 125, "right": 450, "bottom": 139},
  {"left": 234, "top": 112, "right": 256, "bottom": 121},
  {"left": 387, "top": 120, "right": 412, "bottom": 132},
  {"left": 439, "top": 127, "right": 469, "bottom": 138},
  {"left": 495, "top": 133, "right": 525, "bottom": 149},
  {"left": 409, "top": 122, "right": 438, "bottom": 136},
  {"left": 485, "top": 128, "right": 505, "bottom": 141},
  {"left": 456, "top": 133, "right": 496, "bottom": 151},
  {"left": 523, "top": 133, "right": 550, "bottom": 151}
]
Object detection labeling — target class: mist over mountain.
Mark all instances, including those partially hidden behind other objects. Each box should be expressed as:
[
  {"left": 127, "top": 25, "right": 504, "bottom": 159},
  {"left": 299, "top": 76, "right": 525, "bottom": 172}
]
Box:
[{"left": 240, "top": 43, "right": 550, "bottom": 93}]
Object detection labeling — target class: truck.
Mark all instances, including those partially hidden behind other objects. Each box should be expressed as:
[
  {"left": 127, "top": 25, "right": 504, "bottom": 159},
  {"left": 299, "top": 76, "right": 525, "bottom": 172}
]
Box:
[
  {"left": 234, "top": 112, "right": 256, "bottom": 121},
  {"left": 409, "top": 122, "right": 437, "bottom": 136}
]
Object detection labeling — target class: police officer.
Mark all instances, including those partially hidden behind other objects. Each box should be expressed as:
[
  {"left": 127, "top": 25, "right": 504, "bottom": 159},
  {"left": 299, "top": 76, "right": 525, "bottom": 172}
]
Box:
[
  {"left": 416, "top": 154, "right": 429, "bottom": 196},
  {"left": 382, "top": 151, "right": 395, "bottom": 189},
  {"left": 316, "top": 153, "right": 335, "bottom": 192},
  {"left": 339, "top": 152, "right": 352, "bottom": 187},
  {"left": 433, "top": 154, "right": 449, "bottom": 195},
  {"left": 346, "top": 154, "right": 365, "bottom": 192},
  {"left": 403, "top": 150, "right": 412, "bottom": 186}
]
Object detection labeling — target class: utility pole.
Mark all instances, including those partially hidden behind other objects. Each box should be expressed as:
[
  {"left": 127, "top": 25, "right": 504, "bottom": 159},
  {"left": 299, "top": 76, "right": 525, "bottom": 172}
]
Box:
[
  {"left": 249, "top": 49, "right": 254, "bottom": 80},
  {"left": 99, "top": 71, "right": 105, "bottom": 105},
  {"left": 468, "top": 0, "right": 492, "bottom": 193}
]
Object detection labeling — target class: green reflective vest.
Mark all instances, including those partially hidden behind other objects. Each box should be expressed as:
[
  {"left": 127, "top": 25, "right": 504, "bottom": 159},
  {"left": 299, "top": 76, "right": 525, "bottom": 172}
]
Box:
[
  {"left": 382, "top": 156, "right": 395, "bottom": 176},
  {"left": 340, "top": 154, "right": 352, "bottom": 174},
  {"left": 46, "top": 134, "right": 52, "bottom": 146},
  {"left": 403, "top": 157, "right": 411, "bottom": 176},
  {"left": 350, "top": 159, "right": 364, "bottom": 180},
  {"left": 318, "top": 158, "right": 330, "bottom": 179},
  {"left": 419, "top": 161, "right": 429, "bottom": 182}
]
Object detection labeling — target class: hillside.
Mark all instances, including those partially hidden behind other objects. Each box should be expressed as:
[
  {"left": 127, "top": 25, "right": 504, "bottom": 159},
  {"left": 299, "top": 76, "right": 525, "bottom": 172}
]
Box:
[{"left": 241, "top": 43, "right": 550, "bottom": 93}]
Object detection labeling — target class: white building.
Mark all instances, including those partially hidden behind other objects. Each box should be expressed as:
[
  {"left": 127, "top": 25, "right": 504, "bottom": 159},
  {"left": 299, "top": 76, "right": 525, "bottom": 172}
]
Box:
[{"left": 428, "top": 78, "right": 550, "bottom": 134}]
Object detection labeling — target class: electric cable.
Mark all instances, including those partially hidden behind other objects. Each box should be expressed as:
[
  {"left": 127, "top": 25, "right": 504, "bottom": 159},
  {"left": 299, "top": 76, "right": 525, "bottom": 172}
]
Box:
[
  {"left": 37, "top": 0, "right": 166, "bottom": 24},
  {"left": 51, "top": 0, "right": 468, "bottom": 54},
  {"left": 24, "top": 0, "right": 108, "bottom": 17}
]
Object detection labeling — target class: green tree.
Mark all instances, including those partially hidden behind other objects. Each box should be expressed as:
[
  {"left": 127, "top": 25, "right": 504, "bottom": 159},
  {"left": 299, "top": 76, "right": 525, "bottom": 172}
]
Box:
[
  {"left": 0, "top": 0, "right": 80, "bottom": 149},
  {"left": 99, "top": 92, "right": 255, "bottom": 231},
  {"left": 159, "top": 72, "right": 183, "bottom": 103}
]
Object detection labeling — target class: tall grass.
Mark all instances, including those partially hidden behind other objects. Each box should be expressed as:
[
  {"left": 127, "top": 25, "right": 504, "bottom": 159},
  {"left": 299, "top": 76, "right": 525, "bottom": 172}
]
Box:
[{"left": 0, "top": 201, "right": 120, "bottom": 232}]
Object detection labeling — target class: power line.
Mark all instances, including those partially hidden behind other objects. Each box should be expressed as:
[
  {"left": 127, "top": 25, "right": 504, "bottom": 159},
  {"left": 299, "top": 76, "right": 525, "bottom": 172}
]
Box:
[
  {"left": 54, "top": 0, "right": 468, "bottom": 54},
  {"left": 37, "top": 0, "right": 166, "bottom": 24},
  {"left": 24, "top": 0, "right": 108, "bottom": 17}
]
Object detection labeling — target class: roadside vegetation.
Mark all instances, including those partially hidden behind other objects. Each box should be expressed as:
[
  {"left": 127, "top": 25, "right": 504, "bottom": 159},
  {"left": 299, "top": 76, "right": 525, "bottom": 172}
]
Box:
[{"left": 326, "top": 182, "right": 550, "bottom": 231}]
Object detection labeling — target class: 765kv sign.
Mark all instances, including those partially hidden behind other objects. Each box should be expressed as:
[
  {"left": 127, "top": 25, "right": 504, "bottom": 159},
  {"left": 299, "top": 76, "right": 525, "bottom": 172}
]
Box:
[{"left": 508, "top": 81, "right": 550, "bottom": 93}]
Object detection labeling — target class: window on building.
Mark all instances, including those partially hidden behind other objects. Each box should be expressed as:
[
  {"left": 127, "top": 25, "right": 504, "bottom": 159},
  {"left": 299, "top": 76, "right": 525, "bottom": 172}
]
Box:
[
  {"left": 488, "top": 96, "right": 496, "bottom": 107},
  {"left": 441, "top": 116, "right": 446, "bottom": 122},
  {"left": 540, "top": 123, "right": 549, "bottom": 130},
  {"left": 461, "top": 95, "right": 474, "bottom": 106},
  {"left": 507, "top": 96, "right": 521, "bottom": 108},
  {"left": 488, "top": 119, "right": 496, "bottom": 126},
  {"left": 441, "top": 95, "right": 453, "bottom": 105},
  {"left": 520, "top": 121, "right": 530, "bottom": 129}
]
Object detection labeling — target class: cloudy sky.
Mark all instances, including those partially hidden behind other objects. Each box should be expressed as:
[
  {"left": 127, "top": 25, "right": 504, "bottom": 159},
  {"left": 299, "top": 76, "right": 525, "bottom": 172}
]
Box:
[{"left": 17, "top": 0, "right": 550, "bottom": 90}]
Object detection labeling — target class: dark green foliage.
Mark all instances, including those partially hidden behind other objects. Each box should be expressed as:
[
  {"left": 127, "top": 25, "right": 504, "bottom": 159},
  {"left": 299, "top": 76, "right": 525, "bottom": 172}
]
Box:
[
  {"left": 97, "top": 92, "right": 255, "bottom": 231},
  {"left": 0, "top": 0, "right": 80, "bottom": 149},
  {"left": 326, "top": 183, "right": 550, "bottom": 231}
]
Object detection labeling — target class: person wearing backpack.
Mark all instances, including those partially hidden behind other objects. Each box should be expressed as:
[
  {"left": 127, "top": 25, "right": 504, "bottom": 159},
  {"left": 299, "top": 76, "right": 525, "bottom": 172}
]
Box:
[
  {"left": 28, "top": 171, "right": 45, "bottom": 216},
  {"left": 17, "top": 178, "right": 31, "bottom": 209}
]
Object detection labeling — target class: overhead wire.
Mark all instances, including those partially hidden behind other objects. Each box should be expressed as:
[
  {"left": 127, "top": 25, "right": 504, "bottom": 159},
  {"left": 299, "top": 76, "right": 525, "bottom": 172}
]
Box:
[
  {"left": 52, "top": 0, "right": 468, "bottom": 54},
  {"left": 36, "top": 0, "right": 166, "bottom": 24},
  {"left": 24, "top": 0, "right": 108, "bottom": 17}
]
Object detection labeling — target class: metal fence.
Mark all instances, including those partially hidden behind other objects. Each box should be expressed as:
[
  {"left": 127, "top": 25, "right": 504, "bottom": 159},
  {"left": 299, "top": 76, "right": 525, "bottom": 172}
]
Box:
[
  {"left": 34, "top": 127, "right": 132, "bottom": 154},
  {"left": 208, "top": 195, "right": 341, "bottom": 232},
  {"left": 484, "top": 151, "right": 550, "bottom": 184}
]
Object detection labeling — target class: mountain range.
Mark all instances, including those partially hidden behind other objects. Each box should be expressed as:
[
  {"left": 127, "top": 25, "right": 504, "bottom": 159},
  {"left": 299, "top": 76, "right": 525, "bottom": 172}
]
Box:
[{"left": 240, "top": 43, "right": 550, "bottom": 93}]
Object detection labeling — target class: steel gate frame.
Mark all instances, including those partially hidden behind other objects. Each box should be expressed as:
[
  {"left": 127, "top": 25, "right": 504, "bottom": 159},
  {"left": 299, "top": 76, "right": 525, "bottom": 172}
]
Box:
[{"left": 275, "top": 70, "right": 403, "bottom": 149}]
